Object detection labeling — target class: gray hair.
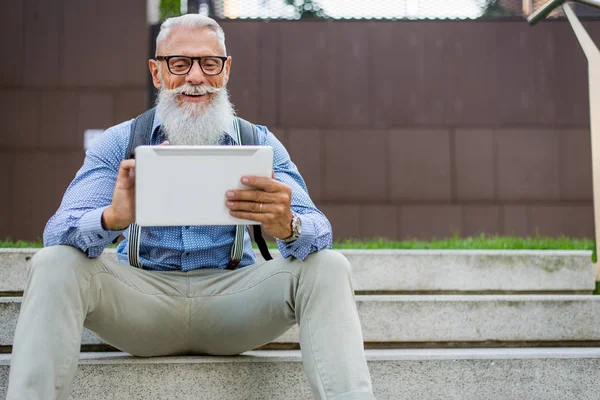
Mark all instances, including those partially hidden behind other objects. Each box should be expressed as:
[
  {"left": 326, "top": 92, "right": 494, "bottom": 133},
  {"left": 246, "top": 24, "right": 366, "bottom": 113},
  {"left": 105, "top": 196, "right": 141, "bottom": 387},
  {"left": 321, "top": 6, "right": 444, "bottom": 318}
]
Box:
[{"left": 156, "top": 14, "right": 227, "bottom": 55}]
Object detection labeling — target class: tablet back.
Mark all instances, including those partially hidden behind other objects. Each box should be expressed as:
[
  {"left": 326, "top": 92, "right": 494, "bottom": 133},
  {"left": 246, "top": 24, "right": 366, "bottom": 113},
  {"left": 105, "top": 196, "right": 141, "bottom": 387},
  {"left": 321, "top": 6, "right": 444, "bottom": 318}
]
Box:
[{"left": 135, "top": 146, "right": 273, "bottom": 226}]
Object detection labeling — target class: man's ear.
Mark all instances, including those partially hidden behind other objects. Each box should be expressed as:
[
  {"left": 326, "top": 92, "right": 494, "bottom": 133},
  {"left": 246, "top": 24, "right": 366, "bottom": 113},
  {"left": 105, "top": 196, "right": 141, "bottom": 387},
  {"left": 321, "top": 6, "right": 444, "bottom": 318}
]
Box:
[
  {"left": 223, "top": 56, "right": 232, "bottom": 86},
  {"left": 149, "top": 59, "right": 161, "bottom": 89}
]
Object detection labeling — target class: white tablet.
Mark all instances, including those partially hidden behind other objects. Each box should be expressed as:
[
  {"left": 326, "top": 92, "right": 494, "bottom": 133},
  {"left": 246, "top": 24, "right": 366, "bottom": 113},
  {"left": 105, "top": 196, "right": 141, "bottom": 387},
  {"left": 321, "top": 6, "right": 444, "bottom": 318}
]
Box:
[{"left": 135, "top": 146, "right": 274, "bottom": 226}]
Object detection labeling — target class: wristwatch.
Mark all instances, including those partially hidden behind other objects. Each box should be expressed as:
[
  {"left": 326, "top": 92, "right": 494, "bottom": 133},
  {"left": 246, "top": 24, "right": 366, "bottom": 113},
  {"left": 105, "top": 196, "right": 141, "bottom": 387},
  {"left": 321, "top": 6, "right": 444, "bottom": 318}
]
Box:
[{"left": 280, "top": 213, "right": 302, "bottom": 243}]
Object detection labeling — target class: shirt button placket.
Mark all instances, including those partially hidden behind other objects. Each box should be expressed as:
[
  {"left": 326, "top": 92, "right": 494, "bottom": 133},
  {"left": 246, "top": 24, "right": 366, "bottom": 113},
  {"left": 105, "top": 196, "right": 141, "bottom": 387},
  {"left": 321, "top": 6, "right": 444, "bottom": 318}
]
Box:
[{"left": 181, "top": 226, "right": 193, "bottom": 271}]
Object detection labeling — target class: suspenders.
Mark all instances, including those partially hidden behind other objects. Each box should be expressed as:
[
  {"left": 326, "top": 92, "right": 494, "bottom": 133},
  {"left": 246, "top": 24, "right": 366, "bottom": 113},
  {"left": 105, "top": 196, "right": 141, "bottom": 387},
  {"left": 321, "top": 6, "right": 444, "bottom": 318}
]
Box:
[{"left": 125, "top": 108, "right": 273, "bottom": 270}]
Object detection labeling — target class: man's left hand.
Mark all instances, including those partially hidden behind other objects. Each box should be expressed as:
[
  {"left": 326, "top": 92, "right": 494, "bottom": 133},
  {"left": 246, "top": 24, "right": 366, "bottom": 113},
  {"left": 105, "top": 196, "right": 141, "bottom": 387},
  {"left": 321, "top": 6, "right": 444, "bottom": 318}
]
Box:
[{"left": 225, "top": 175, "right": 293, "bottom": 240}]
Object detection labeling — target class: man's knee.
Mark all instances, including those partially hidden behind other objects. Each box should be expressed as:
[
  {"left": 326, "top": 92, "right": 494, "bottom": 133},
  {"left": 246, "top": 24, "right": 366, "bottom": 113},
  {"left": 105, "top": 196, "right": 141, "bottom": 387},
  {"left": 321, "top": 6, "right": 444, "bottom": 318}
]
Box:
[
  {"left": 299, "top": 249, "right": 353, "bottom": 286},
  {"left": 29, "top": 245, "right": 91, "bottom": 285}
]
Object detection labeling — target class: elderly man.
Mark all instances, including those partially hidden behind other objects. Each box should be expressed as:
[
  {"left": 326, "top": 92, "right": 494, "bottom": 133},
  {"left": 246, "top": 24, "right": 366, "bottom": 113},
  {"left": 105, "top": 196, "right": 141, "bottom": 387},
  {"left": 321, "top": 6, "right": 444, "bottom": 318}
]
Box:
[{"left": 7, "top": 14, "right": 374, "bottom": 400}]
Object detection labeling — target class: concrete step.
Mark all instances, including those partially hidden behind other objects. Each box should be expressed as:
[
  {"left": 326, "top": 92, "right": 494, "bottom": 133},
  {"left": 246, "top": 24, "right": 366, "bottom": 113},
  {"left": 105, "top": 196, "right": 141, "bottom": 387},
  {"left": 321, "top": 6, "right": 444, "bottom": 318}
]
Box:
[
  {"left": 3, "top": 295, "right": 600, "bottom": 348},
  {"left": 2, "top": 348, "right": 600, "bottom": 399},
  {"left": 0, "top": 248, "right": 595, "bottom": 293}
]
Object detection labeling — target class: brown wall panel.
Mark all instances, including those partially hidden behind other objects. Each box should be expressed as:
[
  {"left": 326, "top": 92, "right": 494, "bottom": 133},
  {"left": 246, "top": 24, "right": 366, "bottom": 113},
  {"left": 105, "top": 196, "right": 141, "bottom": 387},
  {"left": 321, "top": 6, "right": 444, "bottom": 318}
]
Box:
[
  {"left": 400, "top": 205, "right": 462, "bottom": 240},
  {"left": 323, "top": 130, "right": 387, "bottom": 201},
  {"left": 493, "top": 24, "right": 533, "bottom": 124},
  {"left": 389, "top": 129, "right": 451, "bottom": 201},
  {"left": 284, "top": 129, "right": 322, "bottom": 201},
  {"left": 11, "top": 151, "right": 84, "bottom": 241},
  {"left": 530, "top": 23, "right": 559, "bottom": 124},
  {"left": 0, "top": 90, "right": 39, "bottom": 148},
  {"left": 560, "top": 128, "right": 593, "bottom": 201},
  {"left": 330, "top": 22, "right": 370, "bottom": 128},
  {"left": 0, "top": 0, "right": 24, "bottom": 86},
  {"left": 463, "top": 205, "right": 501, "bottom": 237},
  {"left": 256, "top": 21, "right": 279, "bottom": 127},
  {"left": 496, "top": 128, "right": 560, "bottom": 201},
  {"left": 319, "top": 204, "right": 361, "bottom": 240},
  {"left": 77, "top": 93, "right": 115, "bottom": 139},
  {"left": 4, "top": 18, "right": 600, "bottom": 240},
  {"left": 502, "top": 205, "right": 530, "bottom": 236},
  {"left": 39, "top": 91, "right": 79, "bottom": 148},
  {"left": 279, "top": 22, "right": 332, "bottom": 127},
  {"left": 370, "top": 21, "right": 448, "bottom": 128},
  {"left": 0, "top": 153, "right": 16, "bottom": 238},
  {"left": 550, "top": 22, "right": 592, "bottom": 126},
  {"left": 114, "top": 90, "right": 149, "bottom": 124},
  {"left": 531, "top": 205, "right": 594, "bottom": 237},
  {"left": 454, "top": 129, "right": 495, "bottom": 200},
  {"left": 23, "top": 0, "right": 62, "bottom": 87},
  {"left": 360, "top": 205, "right": 400, "bottom": 239},
  {"left": 446, "top": 22, "right": 500, "bottom": 126},
  {"left": 220, "top": 21, "right": 260, "bottom": 122},
  {"left": 62, "top": 0, "right": 147, "bottom": 87}
]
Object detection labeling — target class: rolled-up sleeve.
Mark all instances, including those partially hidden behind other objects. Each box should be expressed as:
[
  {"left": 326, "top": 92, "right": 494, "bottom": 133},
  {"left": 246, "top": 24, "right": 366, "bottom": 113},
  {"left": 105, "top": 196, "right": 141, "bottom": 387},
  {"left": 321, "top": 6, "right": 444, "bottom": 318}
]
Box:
[
  {"left": 43, "top": 121, "right": 131, "bottom": 257},
  {"left": 259, "top": 126, "right": 333, "bottom": 260}
]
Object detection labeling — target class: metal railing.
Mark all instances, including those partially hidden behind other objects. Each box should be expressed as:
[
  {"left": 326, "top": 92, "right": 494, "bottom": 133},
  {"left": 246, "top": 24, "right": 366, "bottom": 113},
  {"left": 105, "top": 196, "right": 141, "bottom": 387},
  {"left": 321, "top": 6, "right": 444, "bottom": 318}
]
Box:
[
  {"left": 529, "top": 1, "right": 600, "bottom": 278},
  {"left": 527, "top": 0, "right": 600, "bottom": 24}
]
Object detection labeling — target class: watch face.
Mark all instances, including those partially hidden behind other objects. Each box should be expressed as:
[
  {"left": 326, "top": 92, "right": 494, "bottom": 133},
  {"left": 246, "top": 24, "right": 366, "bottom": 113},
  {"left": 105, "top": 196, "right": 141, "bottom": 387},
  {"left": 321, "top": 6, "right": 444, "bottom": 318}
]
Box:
[
  {"left": 294, "top": 215, "right": 302, "bottom": 236},
  {"left": 281, "top": 214, "right": 301, "bottom": 243}
]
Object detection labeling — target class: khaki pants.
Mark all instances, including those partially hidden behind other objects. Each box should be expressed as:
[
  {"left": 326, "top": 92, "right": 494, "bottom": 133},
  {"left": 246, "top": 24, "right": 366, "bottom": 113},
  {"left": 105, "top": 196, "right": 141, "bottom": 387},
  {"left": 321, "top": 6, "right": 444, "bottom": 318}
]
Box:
[{"left": 7, "top": 245, "right": 373, "bottom": 400}]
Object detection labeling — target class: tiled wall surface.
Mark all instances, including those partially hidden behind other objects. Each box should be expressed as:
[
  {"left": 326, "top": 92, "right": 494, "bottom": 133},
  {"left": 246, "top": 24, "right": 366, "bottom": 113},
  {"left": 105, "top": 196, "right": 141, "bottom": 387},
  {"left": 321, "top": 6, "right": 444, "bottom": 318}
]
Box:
[
  {"left": 0, "top": 7, "right": 596, "bottom": 240},
  {"left": 0, "top": 0, "right": 149, "bottom": 241}
]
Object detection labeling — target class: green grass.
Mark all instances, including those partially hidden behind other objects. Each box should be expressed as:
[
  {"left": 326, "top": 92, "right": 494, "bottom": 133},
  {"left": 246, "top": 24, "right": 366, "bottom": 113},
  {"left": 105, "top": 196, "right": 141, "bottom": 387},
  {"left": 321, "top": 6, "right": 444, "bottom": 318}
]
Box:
[
  {"left": 331, "top": 234, "right": 595, "bottom": 251},
  {"left": 6, "top": 235, "right": 597, "bottom": 292},
  {"left": 0, "top": 239, "right": 44, "bottom": 248},
  {"left": 3, "top": 234, "right": 594, "bottom": 251}
]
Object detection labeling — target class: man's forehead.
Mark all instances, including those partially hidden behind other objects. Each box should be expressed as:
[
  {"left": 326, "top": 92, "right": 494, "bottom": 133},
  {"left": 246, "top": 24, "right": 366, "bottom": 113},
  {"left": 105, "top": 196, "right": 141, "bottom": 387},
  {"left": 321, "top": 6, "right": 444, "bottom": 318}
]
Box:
[{"left": 158, "top": 27, "right": 224, "bottom": 55}]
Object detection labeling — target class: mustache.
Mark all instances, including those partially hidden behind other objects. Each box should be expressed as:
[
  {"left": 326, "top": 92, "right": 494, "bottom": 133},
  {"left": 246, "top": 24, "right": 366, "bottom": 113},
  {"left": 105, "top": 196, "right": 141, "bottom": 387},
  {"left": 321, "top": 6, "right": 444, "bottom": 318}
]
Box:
[{"left": 163, "top": 84, "right": 222, "bottom": 96}]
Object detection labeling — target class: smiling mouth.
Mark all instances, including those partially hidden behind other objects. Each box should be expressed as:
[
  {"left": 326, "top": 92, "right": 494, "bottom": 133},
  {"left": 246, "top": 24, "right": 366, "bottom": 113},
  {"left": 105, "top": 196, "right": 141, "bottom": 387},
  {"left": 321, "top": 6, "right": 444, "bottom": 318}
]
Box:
[{"left": 182, "top": 93, "right": 206, "bottom": 97}]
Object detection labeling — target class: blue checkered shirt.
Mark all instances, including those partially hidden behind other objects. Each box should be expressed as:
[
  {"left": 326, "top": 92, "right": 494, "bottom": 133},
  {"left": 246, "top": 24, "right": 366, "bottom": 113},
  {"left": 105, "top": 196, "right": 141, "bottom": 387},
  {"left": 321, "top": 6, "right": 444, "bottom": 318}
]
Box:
[{"left": 43, "top": 114, "right": 332, "bottom": 271}]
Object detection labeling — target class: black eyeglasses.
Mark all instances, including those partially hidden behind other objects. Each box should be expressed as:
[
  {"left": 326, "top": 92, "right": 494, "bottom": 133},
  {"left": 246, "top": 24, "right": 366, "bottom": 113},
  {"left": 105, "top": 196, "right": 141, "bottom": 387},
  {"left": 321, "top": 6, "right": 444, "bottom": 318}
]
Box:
[{"left": 156, "top": 55, "right": 227, "bottom": 76}]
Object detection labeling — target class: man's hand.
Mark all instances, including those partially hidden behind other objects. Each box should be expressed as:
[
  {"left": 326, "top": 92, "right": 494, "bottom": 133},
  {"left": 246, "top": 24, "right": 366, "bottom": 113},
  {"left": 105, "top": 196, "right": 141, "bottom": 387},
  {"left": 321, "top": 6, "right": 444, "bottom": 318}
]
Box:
[
  {"left": 225, "top": 175, "right": 294, "bottom": 240},
  {"left": 102, "top": 141, "right": 169, "bottom": 231}
]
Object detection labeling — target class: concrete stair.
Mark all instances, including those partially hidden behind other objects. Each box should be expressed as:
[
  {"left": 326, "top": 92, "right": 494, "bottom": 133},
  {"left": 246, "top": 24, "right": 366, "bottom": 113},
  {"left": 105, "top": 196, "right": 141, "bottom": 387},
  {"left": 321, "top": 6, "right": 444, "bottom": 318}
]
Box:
[
  {"left": 1, "top": 349, "right": 600, "bottom": 399},
  {"left": 0, "top": 248, "right": 597, "bottom": 399},
  {"left": 2, "top": 295, "right": 600, "bottom": 347},
  {"left": 1, "top": 249, "right": 595, "bottom": 293}
]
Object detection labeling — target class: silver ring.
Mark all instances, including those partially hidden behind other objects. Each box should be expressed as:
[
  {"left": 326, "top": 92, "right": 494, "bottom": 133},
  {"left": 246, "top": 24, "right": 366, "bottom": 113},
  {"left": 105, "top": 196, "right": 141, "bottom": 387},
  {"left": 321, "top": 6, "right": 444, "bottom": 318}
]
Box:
[{"left": 259, "top": 203, "right": 263, "bottom": 213}]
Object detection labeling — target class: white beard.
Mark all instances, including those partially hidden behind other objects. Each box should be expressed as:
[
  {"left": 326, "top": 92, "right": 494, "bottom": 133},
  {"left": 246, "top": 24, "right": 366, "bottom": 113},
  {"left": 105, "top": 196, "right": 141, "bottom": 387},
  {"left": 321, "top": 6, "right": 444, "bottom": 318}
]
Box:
[{"left": 155, "top": 83, "right": 235, "bottom": 146}]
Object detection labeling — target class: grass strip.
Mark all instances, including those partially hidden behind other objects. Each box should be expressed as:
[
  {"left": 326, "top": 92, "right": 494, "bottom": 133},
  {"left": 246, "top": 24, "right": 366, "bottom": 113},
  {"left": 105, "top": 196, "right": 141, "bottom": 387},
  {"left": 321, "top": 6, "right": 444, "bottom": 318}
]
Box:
[{"left": 2, "top": 234, "right": 594, "bottom": 250}]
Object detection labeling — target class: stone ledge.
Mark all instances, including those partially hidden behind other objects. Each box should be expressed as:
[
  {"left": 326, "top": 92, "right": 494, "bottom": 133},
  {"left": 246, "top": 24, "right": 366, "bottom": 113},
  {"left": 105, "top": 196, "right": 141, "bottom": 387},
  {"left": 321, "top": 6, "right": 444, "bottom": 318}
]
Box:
[
  {"left": 0, "top": 248, "right": 594, "bottom": 293},
  {"left": 3, "top": 295, "right": 600, "bottom": 346},
  {"left": 1, "top": 349, "right": 600, "bottom": 399}
]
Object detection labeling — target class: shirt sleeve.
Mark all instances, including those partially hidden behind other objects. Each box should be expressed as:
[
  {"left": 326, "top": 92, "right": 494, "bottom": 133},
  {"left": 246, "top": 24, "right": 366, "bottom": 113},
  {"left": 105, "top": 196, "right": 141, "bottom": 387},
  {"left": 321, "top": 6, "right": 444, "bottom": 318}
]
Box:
[
  {"left": 259, "top": 126, "right": 333, "bottom": 260},
  {"left": 43, "top": 121, "right": 131, "bottom": 257}
]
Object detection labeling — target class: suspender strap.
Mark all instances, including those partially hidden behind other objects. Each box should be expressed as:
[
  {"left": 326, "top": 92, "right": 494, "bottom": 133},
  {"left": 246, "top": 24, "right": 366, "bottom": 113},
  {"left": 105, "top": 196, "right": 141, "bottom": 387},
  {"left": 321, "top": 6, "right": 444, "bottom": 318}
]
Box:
[
  {"left": 253, "top": 225, "right": 272, "bottom": 261},
  {"left": 126, "top": 108, "right": 156, "bottom": 159},
  {"left": 227, "top": 118, "right": 247, "bottom": 269},
  {"left": 126, "top": 108, "right": 156, "bottom": 269},
  {"left": 236, "top": 118, "right": 273, "bottom": 262}
]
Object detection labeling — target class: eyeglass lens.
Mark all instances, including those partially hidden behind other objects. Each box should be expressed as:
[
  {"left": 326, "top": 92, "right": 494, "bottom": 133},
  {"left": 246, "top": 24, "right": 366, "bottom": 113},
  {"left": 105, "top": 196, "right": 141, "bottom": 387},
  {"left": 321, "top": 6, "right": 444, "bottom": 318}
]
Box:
[{"left": 168, "top": 57, "right": 224, "bottom": 75}]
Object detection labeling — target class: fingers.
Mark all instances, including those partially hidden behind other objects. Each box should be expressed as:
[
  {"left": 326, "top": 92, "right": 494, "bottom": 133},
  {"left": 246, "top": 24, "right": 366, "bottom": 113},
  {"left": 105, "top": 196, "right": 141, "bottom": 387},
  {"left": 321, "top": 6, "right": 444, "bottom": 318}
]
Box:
[
  {"left": 226, "top": 189, "right": 281, "bottom": 204},
  {"left": 241, "top": 175, "right": 280, "bottom": 193},
  {"left": 117, "top": 160, "right": 136, "bottom": 183},
  {"left": 228, "top": 210, "right": 268, "bottom": 223},
  {"left": 226, "top": 200, "right": 286, "bottom": 214},
  {"left": 229, "top": 177, "right": 291, "bottom": 203},
  {"left": 159, "top": 140, "right": 170, "bottom": 146}
]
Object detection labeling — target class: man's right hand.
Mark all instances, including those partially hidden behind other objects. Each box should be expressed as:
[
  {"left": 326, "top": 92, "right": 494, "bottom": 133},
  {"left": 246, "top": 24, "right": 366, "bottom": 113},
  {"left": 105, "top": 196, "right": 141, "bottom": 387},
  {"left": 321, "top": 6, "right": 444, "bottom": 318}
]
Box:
[{"left": 102, "top": 141, "right": 169, "bottom": 231}]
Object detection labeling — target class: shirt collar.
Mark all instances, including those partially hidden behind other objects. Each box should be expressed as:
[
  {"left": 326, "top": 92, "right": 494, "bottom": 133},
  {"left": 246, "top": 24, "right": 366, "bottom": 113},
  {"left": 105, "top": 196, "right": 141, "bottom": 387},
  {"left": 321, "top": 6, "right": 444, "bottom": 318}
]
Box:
[{"left": 151, "top": 112, "right": 239, "bottom": 144}]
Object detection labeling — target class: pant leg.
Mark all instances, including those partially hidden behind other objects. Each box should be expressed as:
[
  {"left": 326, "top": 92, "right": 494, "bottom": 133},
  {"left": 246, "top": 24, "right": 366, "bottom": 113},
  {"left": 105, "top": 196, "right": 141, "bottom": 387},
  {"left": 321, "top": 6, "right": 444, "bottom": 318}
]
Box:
[
  {"left": 187, "top": 249, "right": 374, "bottom": 400},
  {"left": 6, "top": 245, "right": 190, "bottom": 400}
]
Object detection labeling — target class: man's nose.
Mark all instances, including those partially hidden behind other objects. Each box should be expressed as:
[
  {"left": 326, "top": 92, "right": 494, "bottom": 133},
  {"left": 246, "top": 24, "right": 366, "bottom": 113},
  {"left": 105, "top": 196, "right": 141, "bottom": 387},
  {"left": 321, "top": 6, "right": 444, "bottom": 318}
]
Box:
[{"left": 185, "top": 60, "right": 205, "bottom": 84}]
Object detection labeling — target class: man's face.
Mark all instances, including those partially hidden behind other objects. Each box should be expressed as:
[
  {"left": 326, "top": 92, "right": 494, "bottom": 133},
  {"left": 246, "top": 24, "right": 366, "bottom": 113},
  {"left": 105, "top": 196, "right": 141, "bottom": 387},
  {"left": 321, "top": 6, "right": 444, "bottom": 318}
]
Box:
[{"left": 149, "top": 26, "right": 232, "bottom": 109}]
